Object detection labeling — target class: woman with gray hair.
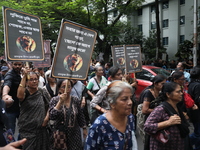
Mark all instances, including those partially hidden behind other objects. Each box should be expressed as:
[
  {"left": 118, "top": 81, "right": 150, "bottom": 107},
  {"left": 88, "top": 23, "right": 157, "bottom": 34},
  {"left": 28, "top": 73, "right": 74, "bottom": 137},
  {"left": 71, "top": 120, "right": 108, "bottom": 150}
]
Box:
[
  {"left": 86, "top": 65, "right": 108, "bottom": 100},
  {"left": 84, "top": 81, "right": 137, "bottom": 150}
]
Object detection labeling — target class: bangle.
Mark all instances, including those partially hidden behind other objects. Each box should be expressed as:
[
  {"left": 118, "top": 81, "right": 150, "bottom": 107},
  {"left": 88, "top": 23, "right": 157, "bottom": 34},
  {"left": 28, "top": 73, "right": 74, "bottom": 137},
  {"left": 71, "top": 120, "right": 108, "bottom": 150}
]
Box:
[
  {"left": 2, "top": 93, "right": 8, "bottom": 97},
  {"left": 19, "top": 84, "right": 25, "bottom": 88}
]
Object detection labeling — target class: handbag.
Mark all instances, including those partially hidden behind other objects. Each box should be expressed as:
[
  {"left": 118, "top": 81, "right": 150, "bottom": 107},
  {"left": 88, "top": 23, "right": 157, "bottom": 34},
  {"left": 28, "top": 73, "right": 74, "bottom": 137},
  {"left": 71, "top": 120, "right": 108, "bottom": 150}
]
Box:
[
  {"left": 183, "top": 92, "right": 194, "bottom": 108},
  {"left": 53, "top": 129, "right": 67, "bottom": 150},
  {"left": 154, "top": 130, "right": 170, "bottom": 144},
  {"left": 53, "top": 101, "right": 72, "bottom": 150}
]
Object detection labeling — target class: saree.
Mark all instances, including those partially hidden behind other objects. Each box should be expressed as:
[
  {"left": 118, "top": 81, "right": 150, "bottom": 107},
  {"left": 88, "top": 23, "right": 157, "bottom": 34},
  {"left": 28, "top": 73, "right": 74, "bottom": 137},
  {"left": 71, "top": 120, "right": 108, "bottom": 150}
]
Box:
[{"left": 18, "top": 88, "right": 50, "bottom": 150}]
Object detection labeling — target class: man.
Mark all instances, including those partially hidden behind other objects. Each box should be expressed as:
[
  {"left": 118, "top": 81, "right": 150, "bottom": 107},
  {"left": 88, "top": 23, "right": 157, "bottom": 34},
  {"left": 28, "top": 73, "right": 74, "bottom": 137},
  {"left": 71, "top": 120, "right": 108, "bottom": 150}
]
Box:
[
  {"left": 0, "top": 66, "right": 9, "bottom": 83},
  {"left": 2, "top": 62, "right": 23, "bottom": 134},
  {"left": 176, "top": 62, "right": 190, "bottom": 82}
]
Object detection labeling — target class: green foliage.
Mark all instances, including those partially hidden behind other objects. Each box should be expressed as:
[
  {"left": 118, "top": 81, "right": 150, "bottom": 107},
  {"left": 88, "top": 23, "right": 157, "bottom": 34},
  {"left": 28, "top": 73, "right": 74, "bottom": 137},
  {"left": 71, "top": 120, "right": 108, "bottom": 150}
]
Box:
[
  {"left": 0, "top": 0, "right": 145, "bottom": 61},
  {"left": 121, "top": 23, "right": 144, "bottom": 46},
  {"left": 175, "top": 40, "right": 193, "bottom": 60},
  {"left": 143, "top": 30, "right": 166, "bottom": 59}
]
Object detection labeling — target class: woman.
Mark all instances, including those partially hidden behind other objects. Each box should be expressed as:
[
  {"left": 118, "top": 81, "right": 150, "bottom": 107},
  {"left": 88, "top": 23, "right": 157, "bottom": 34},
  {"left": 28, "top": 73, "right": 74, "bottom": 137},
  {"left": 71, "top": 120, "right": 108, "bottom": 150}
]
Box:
[
  {"left": 170, "top": 71, "right": 191, "bottom": 116},
  {"left": 85, "top": 81, "right": 137, "bottom": 150},
  {"left": 17, "top": 70, "right": 50, "bottom": 150},
  {"left": 138, "top": 74, "right": 166, "bottom": 149},
  {"left": 49, "top": 79, "right": 87, "bottom": 150},
  {"left": 141, "top": 74, "right": 166, "bottom": 115},
  {"left": 188, "top": 66, "right": 200, "bottom": 150},
  {"left": 90, "top": 66, "right": 123, "bottom": 124},
  {"left": 144, "top": 82, "right": 191, "bottom": 150},
  {"left": 43, "top": 70, "right": 57, "bottom": 99},
  {"left": 86, "top": 66, "right": 108, "bottom": 100}
]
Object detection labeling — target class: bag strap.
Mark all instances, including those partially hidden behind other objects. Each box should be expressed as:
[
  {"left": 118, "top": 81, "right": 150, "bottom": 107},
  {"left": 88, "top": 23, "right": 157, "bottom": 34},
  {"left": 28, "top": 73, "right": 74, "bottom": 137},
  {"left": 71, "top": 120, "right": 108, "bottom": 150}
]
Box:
[
  {"left": 160, "top": 102, "right": 174, "bottom": 116},
  {"left": 94, "top": 77, "right": 101, "bottom": 90},
  {"left": 73, "top": 86, "right": 81, "bottom": 99}
]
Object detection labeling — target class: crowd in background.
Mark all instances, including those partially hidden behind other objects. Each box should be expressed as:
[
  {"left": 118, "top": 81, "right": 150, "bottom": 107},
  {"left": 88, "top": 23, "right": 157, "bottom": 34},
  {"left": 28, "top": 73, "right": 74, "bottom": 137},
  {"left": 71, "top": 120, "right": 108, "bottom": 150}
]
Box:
[{"left": 0, "top": 58, "right": 200, "bottom": 150}]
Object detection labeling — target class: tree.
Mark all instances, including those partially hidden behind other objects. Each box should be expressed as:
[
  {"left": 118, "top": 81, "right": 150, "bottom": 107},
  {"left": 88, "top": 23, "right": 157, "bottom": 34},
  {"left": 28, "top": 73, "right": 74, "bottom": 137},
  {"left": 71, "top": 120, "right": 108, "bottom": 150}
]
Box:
[
  {"left": 143, "top": 30, "right": 166, "bottom": 60},
  {"left": 121, "top": 23, "right": 144, "bottom": 46},
  {"left": 0, "top": 0, "right": 145, "bottom": 61},
  {"left": 175, "top": 40, "right": 193, "bottom": 61}
]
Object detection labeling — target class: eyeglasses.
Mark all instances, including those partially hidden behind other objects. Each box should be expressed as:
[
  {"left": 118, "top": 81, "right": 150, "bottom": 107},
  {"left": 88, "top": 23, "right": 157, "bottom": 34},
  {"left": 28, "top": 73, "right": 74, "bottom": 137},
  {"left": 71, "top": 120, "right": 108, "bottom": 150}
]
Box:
[{"left": 28, "top": 78, "right": 39, "bottom": 82}]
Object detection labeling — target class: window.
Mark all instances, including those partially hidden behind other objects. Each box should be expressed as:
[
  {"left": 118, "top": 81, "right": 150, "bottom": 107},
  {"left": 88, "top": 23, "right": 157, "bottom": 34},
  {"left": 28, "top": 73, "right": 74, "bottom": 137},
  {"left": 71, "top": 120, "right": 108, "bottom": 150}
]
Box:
[
  {"left": 151, "top": 22, "right": 156, "bottom": 29},
  {"left": 151, "top": 5, "right": 156, "bottom": 13},
  {"left": 113, "top": 10, "right": 118, "bottom": 17},
  {"left": 163, "top": 37, "right": 169, "bottom": 45},
  {"left": 162, "top": 1, "right": 169, "bottom": 9},
  {"left": 180, "top": 0, "right": 185, "bottom": 5},
  {"left": 135, "top": 69, "right": 154, "bottom": 81},
  {"left": 138, "top": 24, "right": 143, "bottom": 32},
  {"left": 163, "top": 19, "right": 169, "bottom": 28},
  {"left": 180, "top": 16, "right": 185, "bottom": 25},
  {"left": 180, "top": 35, "right": 185, "bottom": 43},
  {"left": 138, "top": 8, "right": 142, "bottom": 16}
]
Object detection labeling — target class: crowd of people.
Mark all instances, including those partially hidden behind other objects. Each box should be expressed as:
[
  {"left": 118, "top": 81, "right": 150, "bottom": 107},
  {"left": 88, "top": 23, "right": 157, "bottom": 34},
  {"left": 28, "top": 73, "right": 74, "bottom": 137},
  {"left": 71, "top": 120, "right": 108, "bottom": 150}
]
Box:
[{"left": 0, "top": 59, "right": 199, "bottom": 150}]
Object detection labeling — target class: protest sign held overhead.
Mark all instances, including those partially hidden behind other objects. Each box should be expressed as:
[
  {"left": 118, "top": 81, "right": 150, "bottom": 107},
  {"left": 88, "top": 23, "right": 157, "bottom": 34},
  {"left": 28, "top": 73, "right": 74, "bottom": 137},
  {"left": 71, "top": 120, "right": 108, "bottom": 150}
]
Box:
[
  {"left": 2, "top": 6, "right": 44, "bottom": 61},
  {"left": 111, "top": 45, "right": 126, "bottom": 69},
  {"left": 51, "top": 19, "right": 97, "bottom": 80},
  {"left": 124, "top": 45, "right": 142, "bottom": 73}
]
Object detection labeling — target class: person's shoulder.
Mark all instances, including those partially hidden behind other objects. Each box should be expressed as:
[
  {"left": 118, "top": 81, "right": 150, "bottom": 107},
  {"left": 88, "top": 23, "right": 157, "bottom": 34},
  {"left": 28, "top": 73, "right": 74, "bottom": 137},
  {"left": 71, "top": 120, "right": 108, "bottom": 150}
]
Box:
[
  {"left": 91, "top": 114, "right": 107, "bottom": 126},
  {"left": 89, "top": 78, "right": 95, "bottom": 82},
  {"left": 153, "top": 105, "right": 165, "bottom": 113},
  {"left": 71, "top": 96, "right": 80, "bottom": 103},
  {"left": 128, "top": 114, "right": 135, "bottom": 123}
]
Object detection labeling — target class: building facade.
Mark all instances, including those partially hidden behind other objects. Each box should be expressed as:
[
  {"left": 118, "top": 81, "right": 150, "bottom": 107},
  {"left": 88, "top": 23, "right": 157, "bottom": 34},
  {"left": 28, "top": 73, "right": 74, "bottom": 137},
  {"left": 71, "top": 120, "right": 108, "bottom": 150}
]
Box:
[{"left": 128, "top": 0, "right": 199, "bottom": 60}]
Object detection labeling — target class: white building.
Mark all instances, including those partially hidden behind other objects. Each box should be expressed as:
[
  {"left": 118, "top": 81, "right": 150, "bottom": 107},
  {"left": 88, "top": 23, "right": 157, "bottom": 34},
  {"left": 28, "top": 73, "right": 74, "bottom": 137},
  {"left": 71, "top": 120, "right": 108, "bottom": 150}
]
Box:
[{"left": 127, "top": 0, "right": 199, "bottom": 60}]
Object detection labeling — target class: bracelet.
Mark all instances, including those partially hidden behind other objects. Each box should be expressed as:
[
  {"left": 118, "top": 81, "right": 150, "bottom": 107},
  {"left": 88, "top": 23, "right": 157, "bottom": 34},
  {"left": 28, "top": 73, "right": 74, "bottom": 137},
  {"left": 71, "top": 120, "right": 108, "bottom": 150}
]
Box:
[
  {"left": 2, "top": 93, "right": 8, "bottom": 97},
  {"left": 19, "top": 84, "right": 25, "bottom": 88}
]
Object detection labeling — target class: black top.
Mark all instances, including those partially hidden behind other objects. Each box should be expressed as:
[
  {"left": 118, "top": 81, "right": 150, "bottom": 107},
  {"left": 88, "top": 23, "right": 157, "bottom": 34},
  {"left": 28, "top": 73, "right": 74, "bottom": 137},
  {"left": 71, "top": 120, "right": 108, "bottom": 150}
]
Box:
[
  {"left": 3, "top": 69, "right": 21, "bottom": 113},
  {"left": 0, "top": 99, "right": 8, "bottom": 146}
]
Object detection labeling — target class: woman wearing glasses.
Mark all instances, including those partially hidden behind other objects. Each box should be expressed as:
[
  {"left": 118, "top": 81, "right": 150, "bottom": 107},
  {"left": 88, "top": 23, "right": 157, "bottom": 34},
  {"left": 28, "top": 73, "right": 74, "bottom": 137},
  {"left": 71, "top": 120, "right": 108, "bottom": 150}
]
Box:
[
  {"left": 17, "top": 69, "right": 50, "bottom": 150},
  {"left": 49, "top": 79, "right": 87, "bottom": 150}
]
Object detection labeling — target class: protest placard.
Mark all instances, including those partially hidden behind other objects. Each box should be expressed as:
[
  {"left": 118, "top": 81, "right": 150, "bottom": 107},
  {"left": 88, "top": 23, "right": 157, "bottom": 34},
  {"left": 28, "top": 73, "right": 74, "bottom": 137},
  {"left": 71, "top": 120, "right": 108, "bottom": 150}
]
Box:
[
  {"left": 51, "top": 19, "right": 97, "bottom": 80},
  {"left": 111, "top": 45, "right": 126, "bottom": 69},
  {"left": 2, "top": 6, "right": 44, "bottom": 61},
  {"left": 124, "top": 44, "right": 142, "bottom": 73}
]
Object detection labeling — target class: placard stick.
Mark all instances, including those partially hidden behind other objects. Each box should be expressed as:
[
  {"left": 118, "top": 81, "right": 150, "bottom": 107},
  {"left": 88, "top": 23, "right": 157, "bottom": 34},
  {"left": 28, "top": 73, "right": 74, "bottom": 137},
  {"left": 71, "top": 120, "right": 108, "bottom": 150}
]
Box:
[
  {"left": 26, "top": 62, "right": 30, "bottom": 80},
  {"left": 64, "top": 80, "right": 69, "bottom": 93}
]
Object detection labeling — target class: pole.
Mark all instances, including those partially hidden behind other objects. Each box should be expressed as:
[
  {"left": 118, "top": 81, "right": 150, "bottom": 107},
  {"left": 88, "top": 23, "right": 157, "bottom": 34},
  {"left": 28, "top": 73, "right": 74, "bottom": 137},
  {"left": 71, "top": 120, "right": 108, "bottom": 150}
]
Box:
[{"left": 193, "top": 0, "right": 197, "bottom": 66}]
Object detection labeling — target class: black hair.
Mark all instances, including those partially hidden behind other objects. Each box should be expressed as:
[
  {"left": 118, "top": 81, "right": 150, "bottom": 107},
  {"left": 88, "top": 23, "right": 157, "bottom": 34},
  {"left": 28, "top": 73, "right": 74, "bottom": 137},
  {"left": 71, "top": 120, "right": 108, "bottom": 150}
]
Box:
[
  {"left": 157, "top": 82, "right": 180, "bottom": 101},
  {"left": 106, "top": 62, "right": 111, "bottom": 68},
  {"left": 56, "top": 79, "right": 73, "bottom": 92},
  {"left": 108, "top": 66, "right": 121, "bottom": 78},
  {"left": 190, "top": 65, "right": 200, "bottom": 79},
  {"left": 150, "top": 74, "right": 166, "bottom": 87},
  {"left": 170, "top": 71, "right": 184, "bottom": 82}
]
